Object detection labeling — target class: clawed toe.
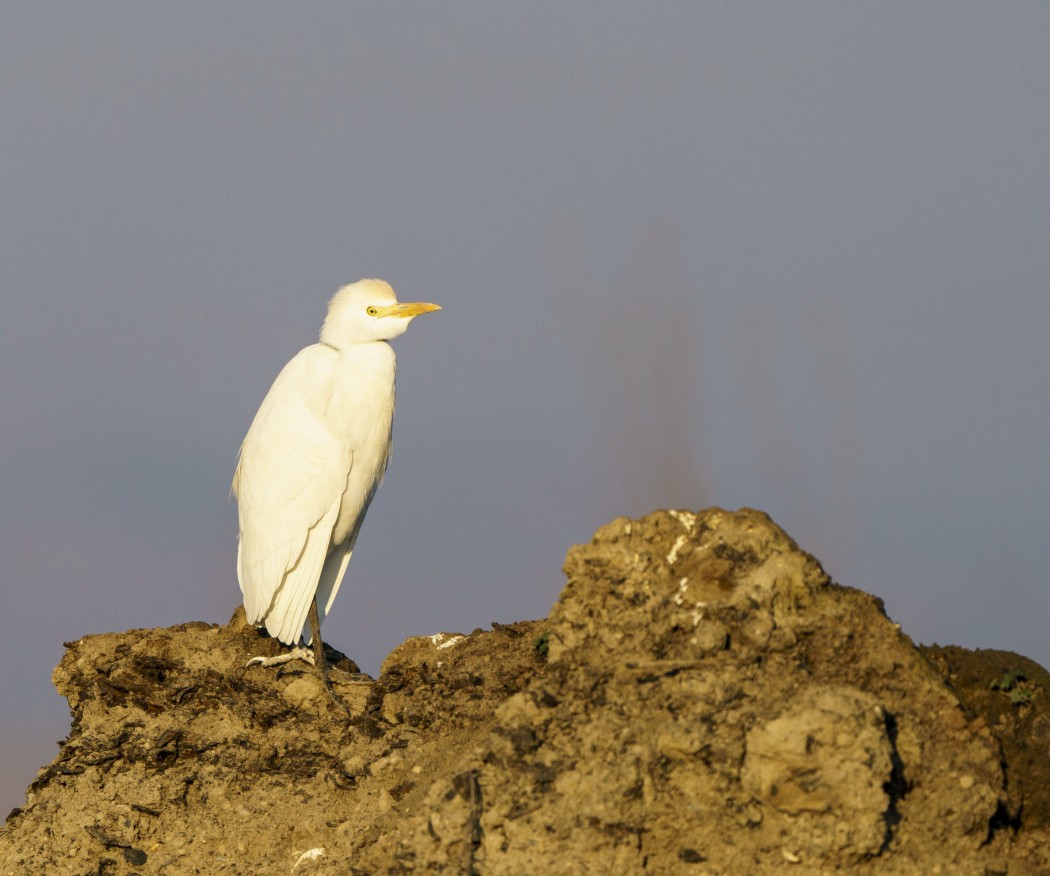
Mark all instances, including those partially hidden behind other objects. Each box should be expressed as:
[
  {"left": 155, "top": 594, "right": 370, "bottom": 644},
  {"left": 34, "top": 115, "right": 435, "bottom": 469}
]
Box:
[{"left": 244, "top": 645, "right": 316, "bottom": 669}]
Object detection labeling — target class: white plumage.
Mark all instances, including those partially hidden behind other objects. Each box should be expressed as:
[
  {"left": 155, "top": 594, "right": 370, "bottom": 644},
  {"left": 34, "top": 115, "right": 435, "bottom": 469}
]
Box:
[{"left": 232, "top": 278, "right": 440, "bottom": 649}]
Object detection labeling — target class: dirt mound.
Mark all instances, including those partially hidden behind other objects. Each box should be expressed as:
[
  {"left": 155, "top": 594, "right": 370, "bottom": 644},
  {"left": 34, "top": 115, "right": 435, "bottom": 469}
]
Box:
[{"left": 2, "top": 508, "right": 1048, "bottom": 874}]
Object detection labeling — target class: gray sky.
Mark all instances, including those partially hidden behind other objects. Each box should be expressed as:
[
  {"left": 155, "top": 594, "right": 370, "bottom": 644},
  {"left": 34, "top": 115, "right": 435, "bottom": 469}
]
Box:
[{"left": 3, "top": 3, "right": 1049, "bottom": 811}]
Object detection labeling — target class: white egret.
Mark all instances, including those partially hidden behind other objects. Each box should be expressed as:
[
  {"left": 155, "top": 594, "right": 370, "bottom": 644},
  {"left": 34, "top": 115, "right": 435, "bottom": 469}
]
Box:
[{"left": 232, "top": 279, "right": 440, "bottom": 692}]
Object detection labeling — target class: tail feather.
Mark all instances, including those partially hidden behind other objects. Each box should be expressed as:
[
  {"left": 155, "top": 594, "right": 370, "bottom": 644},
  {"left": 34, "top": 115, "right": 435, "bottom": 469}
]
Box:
[{"left": 264, "top": 502, "right": 340, "bottom": 645}]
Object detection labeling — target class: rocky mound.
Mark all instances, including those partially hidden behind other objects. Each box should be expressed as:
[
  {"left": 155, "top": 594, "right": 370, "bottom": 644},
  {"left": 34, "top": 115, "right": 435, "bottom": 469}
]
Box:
[{"left": 2, "top": 509, "right": 1047, "bottom": 874}]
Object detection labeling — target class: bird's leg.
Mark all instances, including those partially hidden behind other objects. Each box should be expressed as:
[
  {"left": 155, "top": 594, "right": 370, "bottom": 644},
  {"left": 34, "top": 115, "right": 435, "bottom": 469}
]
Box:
[
  {"left": 309, "top": 598, "right": 351, "bottom": 717},
  {"left": 309, "top": 598, "right": 327, "bottom": 674}
]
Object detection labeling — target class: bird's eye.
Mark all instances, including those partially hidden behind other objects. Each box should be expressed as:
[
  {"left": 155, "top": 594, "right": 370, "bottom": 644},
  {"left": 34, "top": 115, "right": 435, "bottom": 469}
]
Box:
[{"left": 366, "top": 306, "right": 379, "bottom": 316}]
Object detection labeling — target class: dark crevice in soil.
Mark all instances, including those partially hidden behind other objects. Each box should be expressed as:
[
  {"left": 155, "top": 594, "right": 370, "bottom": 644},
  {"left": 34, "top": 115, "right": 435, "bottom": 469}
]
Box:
[{"left": 879, "top": 711, "right": 910, "bottom": 853}]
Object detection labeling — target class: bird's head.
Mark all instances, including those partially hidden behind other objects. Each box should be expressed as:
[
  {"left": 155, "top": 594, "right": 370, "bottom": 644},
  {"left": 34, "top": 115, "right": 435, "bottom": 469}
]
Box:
[{"left": 320, "top": 279, "right": 441, "bottom": 347}]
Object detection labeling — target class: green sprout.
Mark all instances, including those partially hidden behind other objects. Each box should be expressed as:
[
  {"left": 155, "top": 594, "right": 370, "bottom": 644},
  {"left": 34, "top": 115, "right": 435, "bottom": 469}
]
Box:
[
  {"left": 533, "top": 630, "right": 551, "bottom": 660},
  {"left": 991, "top": 669, "right": 1036, "bottom": 706}
]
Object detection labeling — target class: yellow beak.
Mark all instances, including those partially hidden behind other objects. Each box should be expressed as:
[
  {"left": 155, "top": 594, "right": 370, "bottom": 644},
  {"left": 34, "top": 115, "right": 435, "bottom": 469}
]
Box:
[{"left": 377, "top": 301, "right": 442, "bottom": 318}]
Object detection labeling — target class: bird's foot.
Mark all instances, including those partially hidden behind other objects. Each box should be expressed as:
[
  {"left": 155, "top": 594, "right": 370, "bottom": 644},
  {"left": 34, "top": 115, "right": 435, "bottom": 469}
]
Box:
[
  {"left": 244, "top": 646, "right": 315, "bottom": 669},
  {"left": 316, "top": 666, "right": 353, "bottom": 718},
  {"left": 244, "top": 645, "right": 353, "bottom": 718}
]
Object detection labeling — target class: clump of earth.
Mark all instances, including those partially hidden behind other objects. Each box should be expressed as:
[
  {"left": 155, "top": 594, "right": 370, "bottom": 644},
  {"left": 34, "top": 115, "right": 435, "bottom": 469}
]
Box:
[{"left": 2, "top": 508, "right": 1048, "bottom": 874}]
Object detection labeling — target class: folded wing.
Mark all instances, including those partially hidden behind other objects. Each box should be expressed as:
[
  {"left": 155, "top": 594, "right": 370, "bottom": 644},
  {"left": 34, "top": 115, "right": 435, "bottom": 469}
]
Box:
[{"left": 232, "top": 346, "right": 353, "bottom": 645}]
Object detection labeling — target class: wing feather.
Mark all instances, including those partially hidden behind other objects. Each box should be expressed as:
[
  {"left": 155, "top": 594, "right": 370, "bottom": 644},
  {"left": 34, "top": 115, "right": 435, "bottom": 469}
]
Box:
[
  {"left": 315, "top": 540, "right": 354, "bottom": 627},
  {"left": 233, "top": 346, "right": 353, "bottom": 644},
  {"left": 266, "top": 499, "right": 341, "bottom": 644}
]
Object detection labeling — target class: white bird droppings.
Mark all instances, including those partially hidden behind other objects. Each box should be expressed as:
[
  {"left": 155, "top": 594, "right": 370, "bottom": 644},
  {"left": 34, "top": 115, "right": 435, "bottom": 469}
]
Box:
[
  {"left": 666, "top": 534, "right": 688, "bottom": 565},
  {"left": 667, "top": 509, "right": 697, "bottom": 530},
  {"left": 293, "top": 847, "right": 326, "bottom": 869},
  {"left": 429, "top": 633, "right": 465, "bottom": 651},
  {"left": 674, "top": 578, "right": 706, "bottom": 626},
  {"left": 673, "top": 578, "right": 689, "bottom": 606}
]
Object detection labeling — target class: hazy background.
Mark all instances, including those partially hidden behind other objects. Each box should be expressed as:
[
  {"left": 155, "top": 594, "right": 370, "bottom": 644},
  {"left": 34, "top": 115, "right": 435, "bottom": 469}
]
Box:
[{"left": 3, "top": 3, "right": 1048, "bottom": 812}]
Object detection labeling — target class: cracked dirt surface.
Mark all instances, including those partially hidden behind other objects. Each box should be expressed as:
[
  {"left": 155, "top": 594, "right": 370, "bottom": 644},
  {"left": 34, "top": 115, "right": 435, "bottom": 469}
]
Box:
[{"left": 2, "top": 508, "right": 1047, "bottom": 874}]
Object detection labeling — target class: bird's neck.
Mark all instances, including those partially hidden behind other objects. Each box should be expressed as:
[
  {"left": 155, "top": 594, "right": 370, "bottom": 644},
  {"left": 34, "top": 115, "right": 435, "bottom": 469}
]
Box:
[
  {"left": 335, "top": 340, "right": 397, "bottom": 380},
  {"left": 315, "top": 340, "right": 396, "bottom": 438}
]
